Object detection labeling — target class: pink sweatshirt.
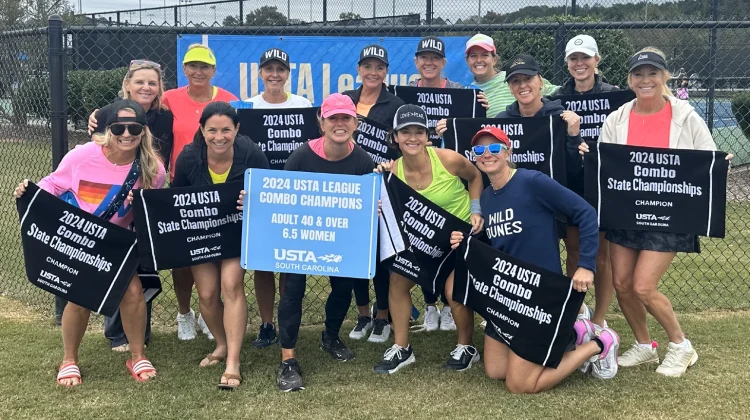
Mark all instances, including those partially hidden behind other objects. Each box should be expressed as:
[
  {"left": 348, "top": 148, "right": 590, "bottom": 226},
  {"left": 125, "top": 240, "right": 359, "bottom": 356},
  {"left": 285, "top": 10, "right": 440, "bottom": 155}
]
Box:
[{"left": 37, "top": 142, "right": 166, "bottom": 229}]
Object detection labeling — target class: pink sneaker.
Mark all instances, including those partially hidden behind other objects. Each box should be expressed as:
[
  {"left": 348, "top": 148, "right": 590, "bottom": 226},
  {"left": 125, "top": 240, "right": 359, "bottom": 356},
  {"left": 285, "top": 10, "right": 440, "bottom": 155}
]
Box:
[
  {"left": 591, "top": 327, "right": 620, "bottom": 379},
  {"left": 574, "top": 319, "right": 596, "bottom": 346}
]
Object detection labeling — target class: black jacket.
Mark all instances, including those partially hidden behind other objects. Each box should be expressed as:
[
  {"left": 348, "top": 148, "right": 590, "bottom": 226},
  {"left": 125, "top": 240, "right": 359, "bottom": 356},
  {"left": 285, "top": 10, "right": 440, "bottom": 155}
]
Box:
[
  {"left": 343, "top": 83, "right": 404, "bottom": 128},
  {"left": 171, "top": 134, "right": 270, "bottom": 187},
  {"left": 496, "top": 98, "right": 583, "bottom": 179},
  {"left": 94, "top": 99, "right": 174, "bottom": 169},
  {"left": 551, "top": 74, "right": 620, "bottom": 96}
]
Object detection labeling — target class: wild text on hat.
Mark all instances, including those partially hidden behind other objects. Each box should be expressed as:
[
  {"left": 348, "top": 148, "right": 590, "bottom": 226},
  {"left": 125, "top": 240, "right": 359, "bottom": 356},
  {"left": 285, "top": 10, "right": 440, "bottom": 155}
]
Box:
[
  {"left": 264, "top": 49, "right": 288, "bottom": 61},
  {"left": 363, "top": 46, "right": 385, "bottom": 58},
  {"left": 420, "top": 38, "right": 443, "bottom": 51}
]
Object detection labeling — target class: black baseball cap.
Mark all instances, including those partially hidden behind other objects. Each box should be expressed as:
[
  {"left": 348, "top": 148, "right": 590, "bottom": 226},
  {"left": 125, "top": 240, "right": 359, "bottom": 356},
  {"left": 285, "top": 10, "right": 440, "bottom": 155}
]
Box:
[
  {"left": 259, "top": 48, "right": 290, "bottom": 70},
  {"left": 628, "top": 51, "right": 667, "bottom": 73},
  {"left": 100, "top": 99, "right": 148, "bottom": 127},
  {"left": 503, "top": 54, "right": 540, "bottom": 81},
  {"left": 359, "top": 44, "right": 388, "bottom": 66},
  {"left": 416, "top": 36, "right": 445, "bottom": 57},
  {"left": 393, "top": 104, "right": 429, "bottom": 131}
]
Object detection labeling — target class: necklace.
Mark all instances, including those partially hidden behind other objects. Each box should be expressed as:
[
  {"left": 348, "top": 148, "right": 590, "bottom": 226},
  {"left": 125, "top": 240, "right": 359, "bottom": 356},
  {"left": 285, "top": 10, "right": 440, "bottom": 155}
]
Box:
[
  {"left": 491, "top": 168, "right": 516, "bottom": 191},
  {"left": 406, "top": 152, "right": 431, "bottom": 189}
]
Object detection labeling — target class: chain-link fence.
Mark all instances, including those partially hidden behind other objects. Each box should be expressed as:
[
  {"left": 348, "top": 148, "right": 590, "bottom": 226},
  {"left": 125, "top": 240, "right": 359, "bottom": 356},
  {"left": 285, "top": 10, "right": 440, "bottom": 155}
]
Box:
[{"left": 1, "top": 0, "right": 749, "bottom": 329}]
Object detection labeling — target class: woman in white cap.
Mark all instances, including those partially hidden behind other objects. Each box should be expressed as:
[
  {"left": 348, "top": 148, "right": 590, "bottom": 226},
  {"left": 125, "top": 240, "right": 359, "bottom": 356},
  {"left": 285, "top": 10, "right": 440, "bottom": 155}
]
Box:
[
  {"left": 244, "top": 48, "right": 311, "bottom": 350},
  {"left": 373, "top": 104, "right": 484, "bottom": 375},
  {"left": 579, "top": 48, "right": 733, "bottom": 377},
  {"left": 553, "top": 34, "right": 620, "bottom": 335}
]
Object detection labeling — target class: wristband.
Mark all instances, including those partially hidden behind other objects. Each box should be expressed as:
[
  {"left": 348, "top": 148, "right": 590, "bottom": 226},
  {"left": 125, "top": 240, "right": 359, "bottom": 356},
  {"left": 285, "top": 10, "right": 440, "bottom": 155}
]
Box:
[{"left": 470, "top": 199, "right": 481, "bottom": 215}]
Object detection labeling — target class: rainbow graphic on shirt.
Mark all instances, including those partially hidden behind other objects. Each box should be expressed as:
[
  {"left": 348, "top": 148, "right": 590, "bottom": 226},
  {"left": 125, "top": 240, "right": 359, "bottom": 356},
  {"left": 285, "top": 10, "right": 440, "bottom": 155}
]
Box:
[{"left": 76, "top": 180, "right": 130, "bottom": 217}]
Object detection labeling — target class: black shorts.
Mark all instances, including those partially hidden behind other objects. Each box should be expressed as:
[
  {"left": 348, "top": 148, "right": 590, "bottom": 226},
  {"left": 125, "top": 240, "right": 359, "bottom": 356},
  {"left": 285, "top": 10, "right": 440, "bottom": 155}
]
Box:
[
  {"left": 137, "top": 268, "right": 162, "bottom": 303},
  {"left": 484, "top": 320, "right": 576, "bottom": 353},
  {"left": 606, "top": 229, "right": 700, "bottom": 254}
]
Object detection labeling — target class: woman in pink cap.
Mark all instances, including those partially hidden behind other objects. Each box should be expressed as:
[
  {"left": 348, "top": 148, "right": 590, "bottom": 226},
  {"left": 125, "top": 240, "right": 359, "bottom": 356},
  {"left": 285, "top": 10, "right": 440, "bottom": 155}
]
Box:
[{"left": 239, "top": 93, "right": 376, "bottom": 392}]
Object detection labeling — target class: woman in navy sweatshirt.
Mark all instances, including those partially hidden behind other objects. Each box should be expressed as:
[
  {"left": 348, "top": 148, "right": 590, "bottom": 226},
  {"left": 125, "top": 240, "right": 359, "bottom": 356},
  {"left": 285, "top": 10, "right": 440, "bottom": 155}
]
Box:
[{"left": 449, "top": 126, "right": 621, "bottom": 393}]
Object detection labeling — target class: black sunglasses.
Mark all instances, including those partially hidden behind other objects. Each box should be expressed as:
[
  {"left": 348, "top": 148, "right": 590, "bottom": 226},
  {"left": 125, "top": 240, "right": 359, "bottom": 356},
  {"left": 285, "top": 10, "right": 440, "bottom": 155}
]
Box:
[{"left": 109, "top": 123, "right": 143, "bottom": 136}]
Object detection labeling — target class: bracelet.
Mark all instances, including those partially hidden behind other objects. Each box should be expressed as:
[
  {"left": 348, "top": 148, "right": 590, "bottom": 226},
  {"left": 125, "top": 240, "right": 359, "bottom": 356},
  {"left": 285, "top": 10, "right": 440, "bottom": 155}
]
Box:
[{"left": 470, "top": 199, "right": 481, "bottom": 215}]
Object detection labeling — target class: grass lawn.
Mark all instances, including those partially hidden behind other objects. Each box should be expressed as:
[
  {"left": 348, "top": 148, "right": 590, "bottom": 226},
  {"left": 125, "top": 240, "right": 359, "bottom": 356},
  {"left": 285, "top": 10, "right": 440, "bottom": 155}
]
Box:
[{"left": 1, "top": 296, "right": 749, "bottom": 420}]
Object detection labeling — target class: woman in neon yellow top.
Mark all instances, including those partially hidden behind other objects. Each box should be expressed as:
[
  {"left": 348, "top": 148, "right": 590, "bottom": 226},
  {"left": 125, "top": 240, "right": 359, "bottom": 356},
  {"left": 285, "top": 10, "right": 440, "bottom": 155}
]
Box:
[
  {"left": 172, "top": 102, "right": 269, "bottom": 390},
  {"left": 374, "top": 104, "right": 484, "bottom": 374}
]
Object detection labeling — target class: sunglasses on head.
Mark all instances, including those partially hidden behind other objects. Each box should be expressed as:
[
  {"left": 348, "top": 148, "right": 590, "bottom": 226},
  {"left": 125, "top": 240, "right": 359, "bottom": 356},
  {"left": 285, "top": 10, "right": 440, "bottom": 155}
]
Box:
[
  {"left": 130, "top": 59, "right": 161, "bottom": 69},
  {"left": 472, "top": 143, "right": 507, "bottom": 157},
  {"left": 109, "top": 123, "right": 143, "bottom": 136}
]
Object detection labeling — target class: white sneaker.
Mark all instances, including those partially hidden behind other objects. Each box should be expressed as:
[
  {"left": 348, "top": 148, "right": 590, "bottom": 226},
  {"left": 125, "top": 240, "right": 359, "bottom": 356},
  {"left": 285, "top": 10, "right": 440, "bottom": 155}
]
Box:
[
  {"left": 479, "top": 320, "right": 487, "bottom": 328},
  {"left": 577, "top": 304, "right": 592, "bottom": 321},
  {"left": 349, "top": 316, "right": 373, "bottom": 340},
  {"left": 591, "top": 327, "right": 620, "bottom": 380},
  {"left": 176, "top": 309, "right": 197, "bottom": 341},
  {"left": 618, "top": 342, "right": 660, "bottom": 367},
  {"left": 656, "top": 339, "right": 698, "bottom": 377},
  {"left": 423, "top": 306, "right": 440, "bottom": 332},
  {"left": 439, "top": 306, "right": 456, "bottom": 331},
  {"left": 197, "top": 313, "right": 214, "bottom": 340},
  {"left": 368, "top": 318, "right": 391, "bottom": 343}
]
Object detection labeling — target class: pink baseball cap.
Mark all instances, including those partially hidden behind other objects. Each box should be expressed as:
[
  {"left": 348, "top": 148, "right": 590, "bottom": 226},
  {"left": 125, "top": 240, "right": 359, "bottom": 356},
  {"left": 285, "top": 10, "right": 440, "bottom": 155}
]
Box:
[
  {"left": 321, "top": 93, "right": 357, "bottom": 118},
  {"left": 465, "top": 34, "right": 496, "bottom": 54}
]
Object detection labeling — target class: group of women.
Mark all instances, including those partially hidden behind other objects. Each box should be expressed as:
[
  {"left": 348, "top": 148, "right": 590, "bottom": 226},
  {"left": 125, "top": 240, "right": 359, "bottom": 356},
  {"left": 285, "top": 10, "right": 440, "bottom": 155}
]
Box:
[{"left": 14, "top": 32, "right": 731, "bottom": 393}]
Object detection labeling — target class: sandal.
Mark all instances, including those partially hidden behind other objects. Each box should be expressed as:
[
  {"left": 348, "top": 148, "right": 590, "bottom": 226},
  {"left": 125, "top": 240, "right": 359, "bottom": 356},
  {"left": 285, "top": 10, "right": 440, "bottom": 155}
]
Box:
[
  {"left": 200, "top": 353, "right": 225, "bottom": 367},
  {"left": 57, "top": 362, "right": 82, "bottom": 387},
  {"left": 217, "top": 372, "right": 241, "bottom": 391},
  {"left": 126, "top": 357, "right": 156, "bottom": 382}
]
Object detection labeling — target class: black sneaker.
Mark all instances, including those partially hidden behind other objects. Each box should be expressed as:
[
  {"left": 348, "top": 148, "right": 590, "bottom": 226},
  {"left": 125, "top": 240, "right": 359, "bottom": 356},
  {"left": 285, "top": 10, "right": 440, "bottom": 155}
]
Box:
[
  {"left": 320, "top": 331, "right": 354, "bottom": 361},
  {"left": 374, "top": 344, "right": 416, "bottom": 374},
  {"left": 443, "top": 344, "right": 480, "bottom": 371},
  {"left": 253, "top": 323, "right": 277, "bottom": 349},
  {"left": 348, "top": 316, "right": 372, "bottom": 340},
  {"left": 277, "top": 358, "right": 304, "bottom": 392}
]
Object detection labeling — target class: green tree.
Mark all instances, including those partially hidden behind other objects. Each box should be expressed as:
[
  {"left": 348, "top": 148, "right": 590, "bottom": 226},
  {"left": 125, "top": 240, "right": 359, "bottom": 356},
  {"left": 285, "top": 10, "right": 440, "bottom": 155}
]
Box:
[
  {"left": 245, "top": 6, "right": 287, "bottom": 26},
  {"left": 339, "top": 12, "right": 362, "bottom": 20},
  {"left": 222, "top": 15, "right": 239, "bottom": 26}
]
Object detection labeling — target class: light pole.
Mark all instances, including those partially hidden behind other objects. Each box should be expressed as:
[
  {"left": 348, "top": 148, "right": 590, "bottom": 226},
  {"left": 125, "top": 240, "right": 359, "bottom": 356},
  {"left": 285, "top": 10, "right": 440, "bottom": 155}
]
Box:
[{"left": 210, "top": 5, "right": 216, "bottom": 23}]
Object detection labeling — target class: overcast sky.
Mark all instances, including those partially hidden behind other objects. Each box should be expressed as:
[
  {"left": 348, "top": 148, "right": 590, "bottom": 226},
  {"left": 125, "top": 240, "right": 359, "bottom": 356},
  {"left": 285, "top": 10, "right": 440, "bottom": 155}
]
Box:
[{"left": 80, "top": 0, "right": 609, "bottom": 23}]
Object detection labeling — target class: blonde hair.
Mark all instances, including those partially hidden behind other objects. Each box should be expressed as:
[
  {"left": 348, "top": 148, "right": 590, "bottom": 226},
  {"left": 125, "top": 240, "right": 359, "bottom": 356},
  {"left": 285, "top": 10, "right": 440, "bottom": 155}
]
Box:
[
  {"left": 92, "top": 107, "right": 163, "bottom": 189},
  {"left": 628, "top": 47, "right": 673, "bottom": 96},
  {"left": 120, "top": 63, "right": 165, "bottom": 111}
]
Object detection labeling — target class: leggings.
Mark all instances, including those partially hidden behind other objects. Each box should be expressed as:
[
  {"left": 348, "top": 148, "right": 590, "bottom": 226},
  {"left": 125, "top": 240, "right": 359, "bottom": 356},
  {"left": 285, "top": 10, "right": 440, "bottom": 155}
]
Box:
[
  {"left": 421, "top": 285, "right": 449, "bottom": 306},
  {"left": 278, "top": 273, "right": 356, "bottom": 349},
  {"left": 352, "top": 261, "right": 390, "bottom": 311}
]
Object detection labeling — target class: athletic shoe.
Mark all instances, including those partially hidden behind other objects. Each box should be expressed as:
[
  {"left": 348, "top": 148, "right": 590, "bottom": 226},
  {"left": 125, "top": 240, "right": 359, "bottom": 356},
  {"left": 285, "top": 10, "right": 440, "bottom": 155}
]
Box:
[
  {"left": 574, "top": 319, "right": 596, "bottom": 374},
  {"left": 618, "top": 342, "right": 660, "bottom": 367},
  {"left": 368, "top": 318, "right": 391, "bottom": 343},
  {"left": 374, "top": 344, "right": 416, "bottom": 374},
  {"left": 577, "top": 303, "right": 592, "bottom": 321},
  {"left": 348, "top": 316, "right": 373, "bottom": 340},
  {"left": 444, "top": 344, "right": 480, "bottom": 371},
  {"left": 656, "top": 339, "right": 698, "bottom": 377},
  {"left": 277, "top": 358, "right": 304, "bottom": 392},
  {"left": 253, "top": 322, "right": 277, "bottom": 348},
  {"left": 320, "top": 331, "right": 354, "bottom": 361},
  {"left": 176, "top": 309, "right": 197, "bottom": 341},
  {"left": 423, "top": 306, "right": 440, "bottom": 332},
  {"left": 479, "top": 319, "right": 487, "bottom": 329},
  {"left": 439, "top": 306, "right": 456, "bottom": 331},
  {"left": 197, "top": 313, "right": 214, "bottom": 340},
  {"left": 591, "top": 327, "right": 620, "bottom": 380}
]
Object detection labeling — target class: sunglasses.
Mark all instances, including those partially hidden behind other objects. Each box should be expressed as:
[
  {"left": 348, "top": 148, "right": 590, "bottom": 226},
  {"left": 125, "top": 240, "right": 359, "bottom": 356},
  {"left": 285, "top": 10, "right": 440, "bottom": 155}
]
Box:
[
  {"left": 109, "top": 123, "right": 143, "bottom": 136},
  {"left": 130, "top": 59, "right": 161, "bottom": 69},
  {"left": 472, "top": 143, "right": 507, "bottom": 157}
]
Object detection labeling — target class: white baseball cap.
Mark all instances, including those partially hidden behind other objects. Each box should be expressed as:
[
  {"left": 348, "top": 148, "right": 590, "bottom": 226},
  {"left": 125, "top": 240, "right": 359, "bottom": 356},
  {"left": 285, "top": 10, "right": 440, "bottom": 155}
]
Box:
[
  {"left": 465, "top": 34, "right": 496, "bottom": 54},
  {"left": 565, "top": 35, "right": 598, "bottom": 59}
]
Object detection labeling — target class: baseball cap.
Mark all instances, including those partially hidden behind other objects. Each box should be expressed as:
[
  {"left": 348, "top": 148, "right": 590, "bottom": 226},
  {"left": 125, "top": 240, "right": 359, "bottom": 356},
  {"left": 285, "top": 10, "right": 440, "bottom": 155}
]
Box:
[
  {"left": 628, "top": 51, "right": 667, "bottom": 72},
  {"left": 359, "top": 44, "right": 388, "bottom": 66},
  {"left": 259, "top": 48, "right": 290, "bottom": 70},
  {"left": 416, "top": 36, "right": 445, "bottom": 57},
  {"left": 565, "top": 34, "right": 598, "bottom": 59},
  {"left": 503, "top": 55, "right": 540, "bottom": 81},
  {"left": 393, "top": 104, "right": 429, "bottom": 131},
  {"left": 465, "top": 34, "right": 496, "bottom": 54},
  {"left": 182, "top": 45, "right": 216, "bottom": 66},
  {"left": 321, "top": 93, "right": 356, "bottom": 118},
  {"left": 100, "top": 99, "right": 148, "bottom": 127},
  {"left": 471, "top": 126, "right": 511, "bottom": 147}
]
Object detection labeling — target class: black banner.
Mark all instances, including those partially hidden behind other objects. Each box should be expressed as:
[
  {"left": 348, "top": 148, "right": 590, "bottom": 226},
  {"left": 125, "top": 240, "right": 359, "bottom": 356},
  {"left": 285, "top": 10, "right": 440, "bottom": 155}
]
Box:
[
  {"left": 443, "top": 116, "right": 568, "bottom": 186},
  {"left": 355, "top": 117, "right": 400, "bottom": 164},
  {"left": 378, "top": 173, "right": 472, "bottom": 294},
  {"left": 551, "top": 90, "right": 635, "bottom": 146},
  {"left": 132, "top": 181, "right": 244, "bottom": 270},
  {"left": 389, "top": 85, "right": 486, "bottom": 145},
  {"left": 16, "top": 182, "right": 139, "bottom": 317},
  {"left": 453, "top": 236, "right": 584, "bottom": 368},
  {"left": 584, "top": 143, "right": 728, "bottom": 237},
  {"left": 237, "top": 107, "right": 321, "bottom": 170}
]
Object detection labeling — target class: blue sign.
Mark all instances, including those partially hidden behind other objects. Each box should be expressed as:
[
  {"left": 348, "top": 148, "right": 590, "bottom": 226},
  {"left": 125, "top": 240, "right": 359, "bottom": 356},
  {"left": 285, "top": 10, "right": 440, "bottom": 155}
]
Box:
[
  {"left": 177, "top": 35, "right": 473, "bottom": 106},
  {"left": 241, "top": 169, "right": 381, "bottom": 279}
]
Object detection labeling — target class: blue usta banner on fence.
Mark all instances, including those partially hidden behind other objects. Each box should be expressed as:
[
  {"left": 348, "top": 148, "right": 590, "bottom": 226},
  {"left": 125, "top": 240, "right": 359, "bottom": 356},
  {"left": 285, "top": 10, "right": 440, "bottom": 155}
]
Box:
[
  {"left": 241, "top": 169, "right": 381, "bottom": 279},
  {"left": 177, "top": 35, "right": 473, "bottom": 106}
]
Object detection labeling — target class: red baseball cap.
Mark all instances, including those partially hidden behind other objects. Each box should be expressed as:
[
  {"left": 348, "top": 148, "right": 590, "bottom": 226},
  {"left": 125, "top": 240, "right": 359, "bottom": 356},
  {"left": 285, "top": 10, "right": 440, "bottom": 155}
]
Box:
[
  {"left": 470, "top": 126, "right": 511, "bottom": 147},
  {"left": 321, "top": 93, "right": 357, "bottom": 118}
]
